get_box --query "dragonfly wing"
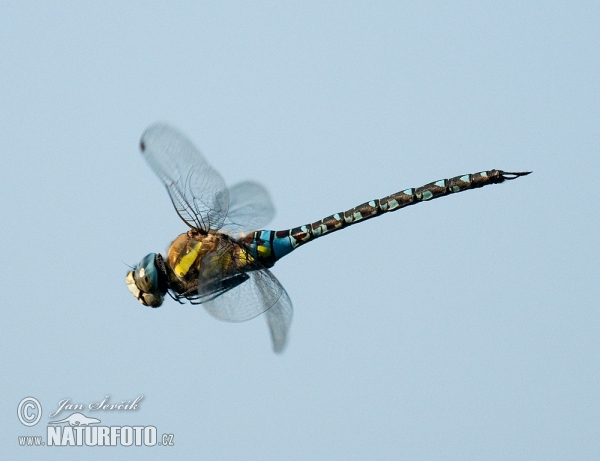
[140,123,229,232]
[264,286,293,353]
[202,265,287,323]
[221,181,276,233]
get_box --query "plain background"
[2,1,598,459]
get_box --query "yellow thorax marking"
[201,254,228,278]
[257,245,271,258]
[221,252,232,271]
[238,249,255,266]
[174,241,202,278]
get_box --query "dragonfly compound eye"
[125,253,166,308]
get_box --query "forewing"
[264,286,293,353]
[140,124,229,232]
[221,181,276,233]
[202,265,287,323]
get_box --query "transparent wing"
[198,247,285,322]
[140,123,229,232]
[265,287,293,353]
[221,181,276,233]
[202,265,287,323]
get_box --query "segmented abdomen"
[240,169,530,267]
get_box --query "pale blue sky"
[2,2,599,459]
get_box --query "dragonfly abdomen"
[242,169,530,267]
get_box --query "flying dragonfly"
[126,123,530,353]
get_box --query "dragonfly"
[126,123,530,352]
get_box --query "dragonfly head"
[126,253,168,307]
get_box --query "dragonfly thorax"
[166,231,241,288]
[168,232,211,279]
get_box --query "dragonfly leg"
[172,273,251,305]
